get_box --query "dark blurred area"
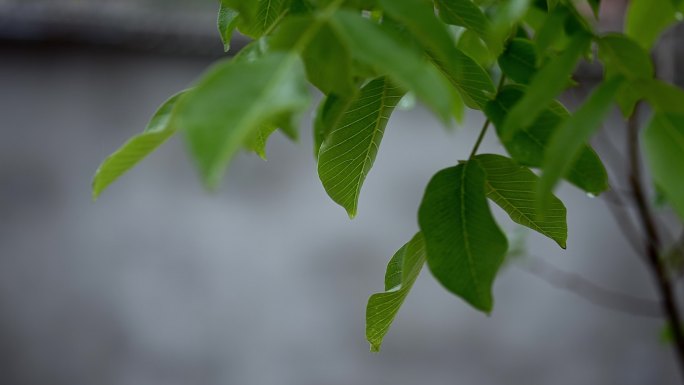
[0,0,681,384]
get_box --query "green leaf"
[92,91,186,200]
[236,0,292,38]
[318,77,405,217]
[538,77,622,210]
[457,30,495,68]
[378,0,495,109]
[475,154,567,248]
[177,53,309,188]
[499,32,591,140]
[626,0,683,50]
[329,10,453,122]
[217,2,240,52]
[587,0,601,17]
[245,124,278,160]
[313,93,356,157]
[366,232,426,352]
[533,5,568,57]
[637,79,684,115]
[598,34,653,80]
[498,38,537,84]
[418,161,508,312]
[643,114,684,221]
[486,86,609,194]
[435,0,497,53]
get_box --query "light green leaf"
[318,77,405,217]
[378,0,495,109]
[637,79,684,115]
[475,154,567,248]
[366,232,426,352]
[245,124,278,160]
[435,0,498,53]
[418,161,508,312]
[92,91,186,200]
[177,53,309,188]
[643,114,684,221]
[217,2,240,52]
[236,0,292,38]
[499,32,591,140]
[313,93,356,158]
[598,34,653,80]
[457,30,495,67]
[498,38,537,84]
[626,0,683,50]
[538,77,622,210]
[485,86,609,194]
[329,10,453,122]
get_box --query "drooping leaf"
[498,38,538,84]
[92,91,186,200]
[499,32,591,140]
[313,93,357,157]
[236,0,292,38]
[475,154,567,248]
[329,10,453,122]
[485,86,609,194]
[177,53,309,188]
[217,2,241,52]
[534,5,568,57]
[538,77,622,210]
[418,161,508,312]
[366,232,426,352]
[378,0,495,109]
[626,0,683,50]
[643,114,684,221]
[318,77,405,217]
[435,0,497,53]
[245,124,278,160]
[490,0,532,51]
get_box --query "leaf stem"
[469,74,506,159]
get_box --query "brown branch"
[627,105,684,378]
[517,255,662,318]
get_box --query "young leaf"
[498,38,538,84]
[643,114,684,221]
[475,154,567,248]
[499,32,591,140]
[366,232,426,352]
[329,10,453,122]
[92,91,186,200]
[217,2,240,52]
[626,0,683,50]
[318,77,405,218]
[486,86,609,194]
[418,161,508,313]
[177,53,309,188]
[538,77,622,210]
[378,0,495,109]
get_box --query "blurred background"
[0,0,682,384]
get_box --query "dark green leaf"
[245,124,278,160]
[475,154,567,248]
[217,2,240,52]
[435,0,498,53]
[485,86,609,194]
[318,77,405,217]
[498,38,537,84]
[418,161,508,312]
[329,10,453,122]
[366,232,426,352]
[499,32,591,140]
[378,0,495,109]
[92,91,186,200]
[177,53,309,188]
[643,114,684,221]
[598,34,653,80]
[538,77,622,210]
[313,93,357,157]
[237,0,292,38]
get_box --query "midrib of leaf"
[460,162,484,305]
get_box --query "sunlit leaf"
[418,161,508,312]
[366,232,426,352]
[475,154,567,248]
[318,77,405,217]
[92,91,186,200]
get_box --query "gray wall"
[0,14,680,385]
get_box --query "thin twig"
[469,75,506,159]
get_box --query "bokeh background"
[1,0,682,384]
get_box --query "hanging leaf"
[92,91,186,200]
[318,77,405,218]
[475,154,567,248]
[498,38,538,84]
[643,114,684,221]
[538,77,622,211]
[435,0,498,53]
[626,0,683,50]
[177,53,309,188]
[217,2,241,52]
[418,161,508,312]
[366,233,426,352]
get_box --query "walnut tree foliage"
[93,0,684,353]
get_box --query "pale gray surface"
[0,43,679,385]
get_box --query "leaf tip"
[369,343,381,353]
